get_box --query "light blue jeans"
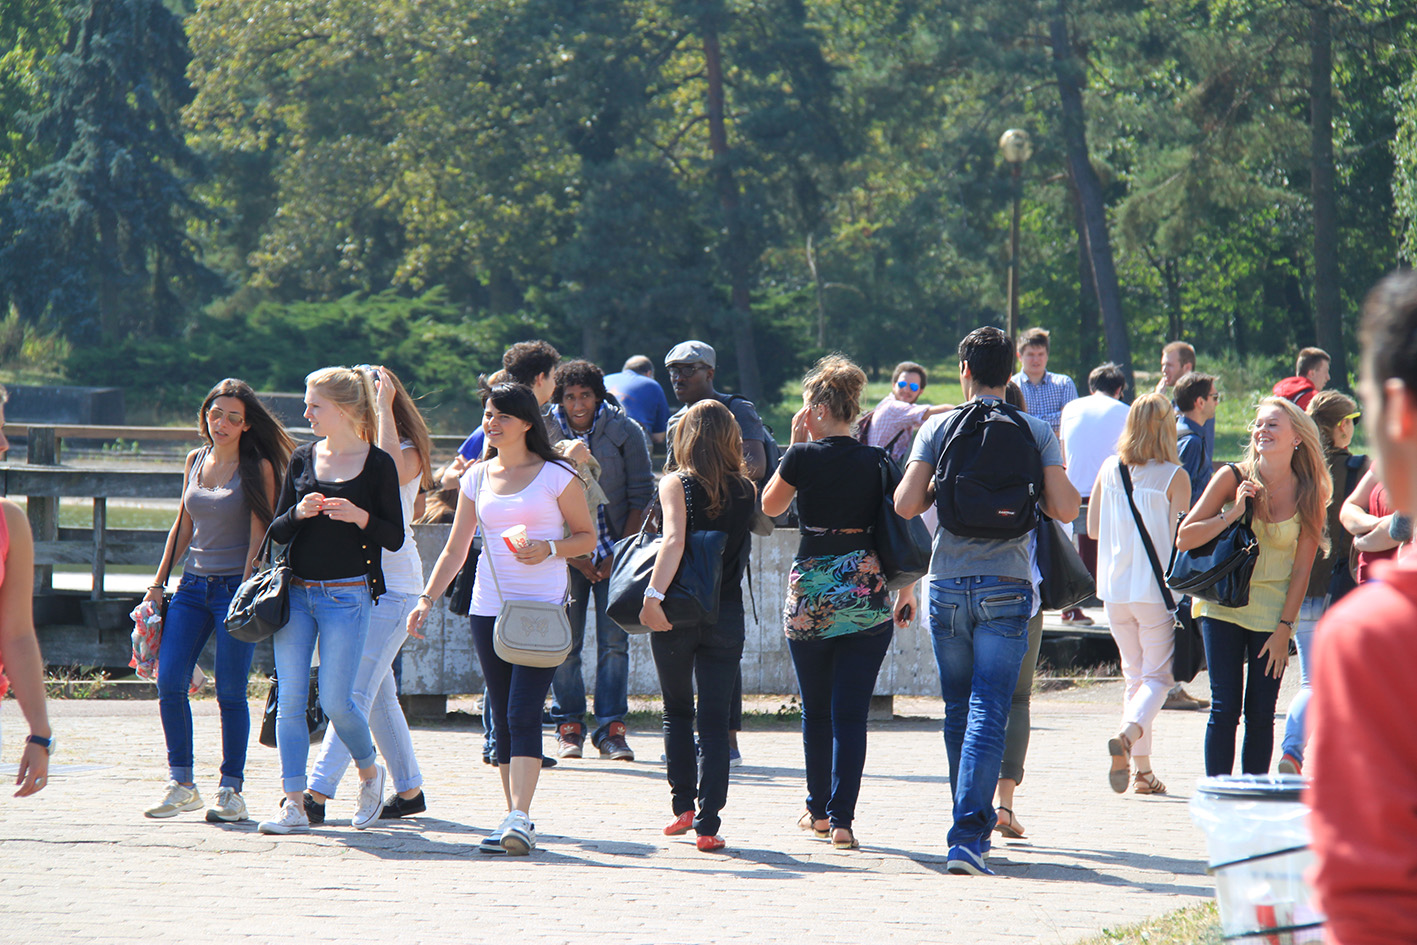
[1280,595,1326,763]
[273,579,377,794]
[309,590,423,797]
[929,575,1033,848]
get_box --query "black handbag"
[873,448,932,591]
[1120,464,1204,683]
[445,535,482,617]
[226,529,294,644]
[607,475,729,634]
[257,667,329,748]
[1165,463,1259,608]
[1036,515,1096,611]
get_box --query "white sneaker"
[479,811,517,854]
[205,786,249,823]
[257,799,311,835]
[351,763,387,830]
[500,810,536,855]
[145,781,203,819]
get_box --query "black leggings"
[470,615,558,765]
[649,599,745,837]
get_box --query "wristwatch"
[26,733,55,756]
[644,586,667,602]
[548,539,559,558]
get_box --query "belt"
[796,531,874,558]
[292,578,366,589]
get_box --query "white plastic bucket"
[1191,775,1324,943]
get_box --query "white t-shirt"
[380,441,424,594]
[1059,393,1131,498]
[462,460,578,617]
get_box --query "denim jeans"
[309,590,423,797]
[928,575,1033,847]
[1280,596,1326,763]
[157,573,254,789]
[470,615,559,764]
[551,568,629,741]
[650,598,745,837]
[788,622,894,830]
[273,579,377,793]
[1201,616,1284,776]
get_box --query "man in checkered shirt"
[1009,327,1077,437]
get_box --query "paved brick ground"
[0,678,1244,944]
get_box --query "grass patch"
[44,665,112,699]
[1078,901,1221,944]
[1033,660,1121,693]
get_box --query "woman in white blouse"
[1087,393,1190,796]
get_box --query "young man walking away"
[896,327,1080,875]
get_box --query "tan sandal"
[1133,770,1167,795]
[1107,729,1136,794]
[798,810,829,839]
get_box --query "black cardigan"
[270,442,404,599]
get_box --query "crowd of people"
[3,271,1416,936]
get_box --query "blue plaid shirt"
[1010,370,1078,435]
[552,403,616,563]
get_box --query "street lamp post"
[999,128,1033,344]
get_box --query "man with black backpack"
[895,326,1079,876]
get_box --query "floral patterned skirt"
[783,544,892,643]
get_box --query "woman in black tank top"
[640,400,755,852]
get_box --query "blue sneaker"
[947,840,995,876]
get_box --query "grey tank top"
[183,447,251,575]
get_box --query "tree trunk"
[1067,169,1100,372]
[1310,4,1346,387]
[1049,2,1132,390]
[702,21,763,401]
[96,203,120,340]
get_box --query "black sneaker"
[302,792,326,826]
[379,790,427,820]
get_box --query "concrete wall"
[401,526,941,698]
[7,385,125,425]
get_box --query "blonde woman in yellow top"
[1177,396,1331,777]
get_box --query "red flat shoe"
[664,811,694,836]
[696,834,726,852]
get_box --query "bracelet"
[418,593,432,604]
[548,539,559,558]
[148,584,165,591]
[1278,619,1295,630]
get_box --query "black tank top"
[682,473,755,602]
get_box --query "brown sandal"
[1133,770,1167,795]
[1107,730,1136,794]
[798,811,829,839]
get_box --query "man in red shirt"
[1308,271,1417,944]
[1272,347,1331,409]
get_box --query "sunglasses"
[896,380,921,392]
[207,406,245,427]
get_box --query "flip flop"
[994,806,1025,839]
[1107,732,1134,794]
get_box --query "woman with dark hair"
[258,366,406,836]
[307,366,436,823]
[143,378,294,822]
[641,399,757,852]
[547,359,654,761]
[409,381,595,855]
[762,355,916,851]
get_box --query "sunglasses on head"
[896,380,921,392]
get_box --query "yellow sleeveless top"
[1194,513,1300,633]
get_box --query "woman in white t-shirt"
[1086,393,1190,796]
[408,381,594,855]
[307,366,435,823]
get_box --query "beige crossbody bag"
[477,467,573,668]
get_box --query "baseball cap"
[665,340,715,369]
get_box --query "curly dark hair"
[552,359,608,405]
[502,340,561,387]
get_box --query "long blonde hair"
[306,366,379,444]
[1242,396,1332,554]
[1116,393,1180,466]
[669,400,753,518]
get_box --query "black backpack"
[933,398,1045,540]
[724,393,781,487]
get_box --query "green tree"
[0,0,215,341]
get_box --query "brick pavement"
[0,680,1238,945]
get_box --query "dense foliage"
[1,0,1415,424]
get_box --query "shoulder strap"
[1344,454,1367,499]
[1225,463,1253,523]
[472,466,504,601]
[1118,463,1178,611]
